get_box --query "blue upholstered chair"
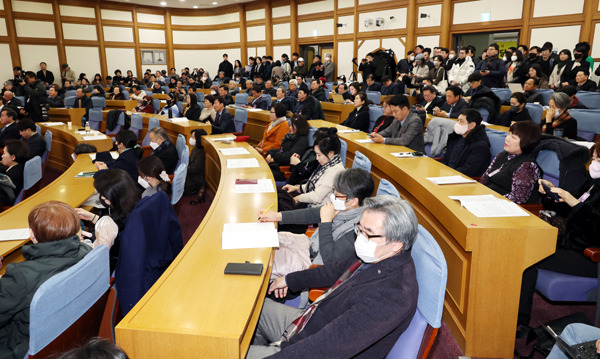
[366,91,381,105]
[368,105,383,132]
[525,103,544,124]
[537,89,554,106]
[91,96,105,110]
[575,91,600,109]
[175,101,183,115]
[235,93,249,106]
[386,225,448,359]
[122,90,130,100]
[41,130,52,169]
[88,109,103,131]
[171,163,188,208]
[339,138,347,166]
[569,109,600,141]
[308,127,317,147]
[261,94,272,107]
[234,108,248,134]
[64,96,76,108]
[141,117,160,146]
[490,88,511,104]
[376,179,401,198]
[151,98,160,114]
[175,134,188,166]
[161,86,169,94]
[27,245,110,357]
[105,111,124,136]
[65,90,76,98]
[475,107,489,122]
[130,113,143,139]
[14,156,42,205]
[352,150,372,172]
[196,92,204,103]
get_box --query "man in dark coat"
[17,119,46,159]
[22,72,48,122]
[36,62,54,87]
[0,107,21,147]
[211,96,236,134]
[474,43,506,89]
[72,88,94,121]
[218,54,234,79]
[465,72,501,123]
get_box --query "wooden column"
[239,4,248,63]
[440,0,452,48]
[132,6,142,77]
[94,3,108,77]
[352,0,358,61]
[4,0,21,68]
[164,8,175,72]
[265,2,273,56]
[581,0,599,42]
[405,0,417,54]
[52,0,66,69]
[290,0,298,54]
[520,0,534,45]
[333,0,338,79]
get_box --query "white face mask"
[448,54,455,60]
[554,109,561,118]
[137,176,150,189]
[503,56,507,62]
[409,56,415,61]
[330,193,346,211]
[590,161,600,179]
[337,80,344,85]
[210,90,216,95]
[433,61,441,67]
[150,141,159,150]
[326,57,331,61]
[511,55,518,62]
[71,153,77,162]
[454,122,469,135]
[189,137,196,146]
[354,233,396,263]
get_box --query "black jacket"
[363,82,382,92]
[267,133,309,165]
[102,148,141,181]
[184,105,201,122]
[294,98,313,119]
[0,122,20,147]
[311,88,327,102]
[439,98,468,118]
[218,60,234,79]
[152,141,178,174]
[249,96,268,110]
[184,145,206,195]
[211,109,236,134]
[1,162,24,204]
[73,95,93,119]
[273,96,297,112]
[441,125,491,177]
[576,80,597,92]
[420,96,445,115]
[23,79,48,122]
[524,90,543,104]
[381,83,401,95]
[563,60,591,86]
[47,95,64,108]
[341,106,370,132]
[26,133,46,159]
[494,108,532,127]
[36,70,54,85]
[467,85,501,123]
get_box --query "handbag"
[435,69,448,93]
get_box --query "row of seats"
[491,88,600,109]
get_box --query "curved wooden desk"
[116,137,276,359]
[226,106,270,145]
[309,120,557,358]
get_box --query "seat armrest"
[141,146,153,158]
[584,248,600,263]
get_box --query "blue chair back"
[88,109,103,131]
[325,82,334,92]
[66,90,76,98]
[91,96,105,110]
[14,156,42,204]
[366,91,381,105]
[175,101,183,115]
[122,91,130,100]
[196,92,205,103]
[490,88,511,103]
[376,179,400,197]
[476,107,489,122]
[152,98,160,114]
[235,93,249,106]
[64,96,76,108]
[575,91,600,109]
[386,225,447,358]
[525,103,544,124]
[42,130,52,166]
[234,108,248,133]
[130,113,143,139]
[537,150,560,186]
[352,150,372,172]
[161,86,169,94]
[569,109,600,141]
[140,85,148,91]
[537,89,554,106]
[261,94,272,107]
[486,129,507,159]
[142,117,160,146]
[368,105,384,132]
[171,163,188,206]
[28,246,109,356]
[35,124,41,135]
[339,138,347,166]
[176,133,186,160]
[308,126,317,147]
[105,111,124,136]
[281,81,289,90]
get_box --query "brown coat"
[258,120,290,153]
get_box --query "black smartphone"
[224,262,263,276]
[542,182,560,201]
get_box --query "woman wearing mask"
[518,140,600,330]
[495,92,532,127]
[341,92,371,132]
[550,50,572,90]
[506,50,527,85]
[159,92,180,118]
[183,93,200,122]
[199,72,212,89]
[137,156,171,198]
[199,95,216,123]
[543,92,578,139]
[562,46,591,87]
[429,55,447,89]
[133,95,154,114]
[184,129,208,203]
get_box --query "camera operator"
[358,53,378,83]
[397,51,415,88]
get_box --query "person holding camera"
[358,53,378,82]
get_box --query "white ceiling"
[107,0,254,9]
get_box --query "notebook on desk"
[508,83,524,93]
[542,324,600,359]
[332,94,346,104]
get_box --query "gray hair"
[289,79,298,86]
[550,92,572,110]
[363,195,418,251]
[149,127,169,141]
[333,168,374,206]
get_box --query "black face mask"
[142,100,148,106]
[99,196,111,214]
[529,53,538,60]
[574,53,583,60]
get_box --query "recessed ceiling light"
[160,1,167,5]
[193,5,198,8]
[179,0,185,2]
[212,1,217,4]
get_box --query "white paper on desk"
[391,152,423,158]
[227,158,259,168]
[88,152,119,161]
[222,222,279,249]
[219,147,250,155]
[167,117,189,123]
[75,130,101,135]
[356,139,374,143]
[449,195,529,217]
[481,121,491,126]
[212,137,237,142]
[0,228,30,241]
[569,140,595,149]
[427,176,476,185]
[235,179,275,193]
[41,122,62,126]
[246,108,262,112]
[82,135,108,141]
[338,129,361,133]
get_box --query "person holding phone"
[517,139,600,331]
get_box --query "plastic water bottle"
[85,121,90,134]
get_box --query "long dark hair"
[115,130,143,158]
[137,156,171,194]
[93,169,141,223]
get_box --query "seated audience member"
[0,201,92,359]
[341,91,371,132]
[80,78,93,93]
[200,95,216,123]
[522,78,544,104]
[247,87,268,110]
[495,92,533,126]
[263,80,278,97]
[429,55,447,88]
[253,75,265,92]
[228,80,240,96]
[130,85,146,107]
[280,132,345,210]
[335,82,353,101]
[310,79,327,102]
[362,74,381,92]
[549,49,572,90]
[343,82,361,104]
[16,119,45,159]
[47,85,64,108]
[260,169,374,275]
[557,85,587,109]
[372,99,395,133]
[465,72,501,124]
[441,109,491,177]
[244,79,255,93]
[91,85,105,98]
[273,86,297,112]
[148,127,178,174]
[519,140,600,330]
[293,85,313,120]
[159,92,180,118]
[255,103,290,155]
[218,85,233,105]
[94,130,143,181]
[542,92,578,139]
[0,140,28,205]
[105,76,113,88]
[73,88,93,121]
[527,64,549,89]
[182,93,201,122]
[506,50,527,85]
[380,76,401,95]
[137,156,171,198]
[211,96,235,134]
[545,324,600,359]
[184,129,208,202]
[574,69,597,92]
[448,47,476,93]
[109,86,126,101]
[152,81,166,94]
[416,85,444,115]
[62,80,75,91]
[56,338,130,359]
[286,79,299,98]
[247,196,418,359]
[474,43,506,89]
[71,143,97,161]
[480,121,542,204]
[433,85,468,118]
[266,114,309,174]
[133,95,154,114]
[0,108,21,146]
[370,95,425,152]
[168,76,177,89]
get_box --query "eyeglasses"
[354,223,383,239]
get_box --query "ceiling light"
[193,5,198,8]
[160,1,167,5]
[212,1,218,4]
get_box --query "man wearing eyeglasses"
[248,196,419,358]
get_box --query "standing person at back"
[474,43,506,89]
[36,62,54,87]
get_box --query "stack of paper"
[227,158,259,168]
[219,148,250,155]
[222,222,279,249]
[427,176,476,185]
[82,134,108,141]
[41,122,62,126]
[75,171,96,178]
[235,179,275,193]
[246,108,262,112]
[167,117,189,123]
[356,138,374,144]
[0,228,30,242]
[449,195,529,217]
[338,129,361,133]
[212,137,237,142]
[391,152,425,158]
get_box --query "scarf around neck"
[305,154,342,193]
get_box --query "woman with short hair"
[543,92,578,139]
[199,95,216,123]
[255,103,290,155]
[0,139,28,205]
[341,91,371,132]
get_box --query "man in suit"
[433,85,468,119]
[47,85,64,108]
[16,119,45,159]
[36,62,54,87]
[72,88,93,121]
[273,87,297,112]
[369,94,425,152]
[218,85,234,106]
[417,85,444,115]
[211,96,235,134]
[380,76,401,95]
[0,107,20,147]
[293,85,313,120]
[248,196,418,358]
[323,53,335,82]
[228,80,240,96]
[362,74,382,92]
[247,88,268,110]
[2,90,22,113]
